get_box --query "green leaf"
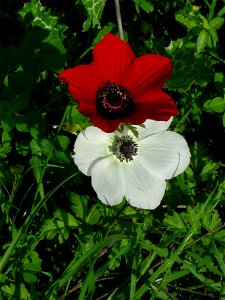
[211,239,225,276]
[41,219,68,242]
[218,6,225,17]
[163,212,186,231]
[64,104,90,133]
[197,29,208,53]
[66,104,87,123]
[15,116,30,132]
[15,141,30,156]
[214,72,225,94]
[51,149,71,163]
[1,118,14,133]
[213,230,225,245]
[202,210,222,231]
[87,205,101,225]
[56,135,70,150]
[204,97,225,113]
[199,161,219,181]
[29,139,41,154]
[8,94,30,113]
[127,125,139,138]
[1,130,13,158]
[23,271,38,283]
[19,283,30,300]
[41,209,79,243]
[23,262,41,272]
[175,4,204,32]
[207,29,218,48]
[166,39,213,90]
[39,139,52,154]
[0,145,12,159]
[54,208,79,227]
[0,274,6,283]
[20,29,66,72]
[1,284,15,296]
[70,193,88,220]
[108,242,131,270]
[81,0,107,31]
[2,130,12,146]
[93,23,116,44]
[19,0,67,39]
[38,42,66,71]
[133,0,154,13]
[0,162,14,183]
[19,1,67,71]
[209,17,224,30]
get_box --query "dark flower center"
[96,82,134,119]
[108,135,138,162]
[119,141,135,155]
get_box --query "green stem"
[114,0,124,40]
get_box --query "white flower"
[73,118,190,209]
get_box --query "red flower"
[59,33,178,133]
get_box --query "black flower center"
[119,141,135,155]
[108,135,138,162]
[96,82,134,119]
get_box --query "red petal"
[123,54,172,96]
[59,64,97,103]
[92,33,135,84]
[78,101,120,132]
[66,88,121,132]
[131,89,179,122]
[90,117,120,133]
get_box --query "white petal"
[82,126,114,141]
[73,126,113,175]
[122,160,166,209]
[91,156,126,206]
[136,117,173,140]
[137,131,190,179]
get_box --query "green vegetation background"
[0,0,224,299]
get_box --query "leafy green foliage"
[175,3,224,53]
[166,39,213,90]
[133,0,154,13]
[0,0,224,299]
[41,208,80,243]
[18,0,67,39]
[81,0,107,31]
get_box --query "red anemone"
[59,33,178,133]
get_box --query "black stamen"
[96,82,134,119]
[109,135,138,162]
[120,141,135,155]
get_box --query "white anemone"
[73,118,190,209]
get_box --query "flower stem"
[114,0,124,40]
